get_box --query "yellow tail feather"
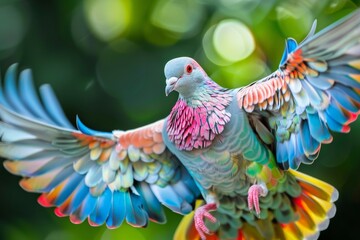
[285,170,338,240]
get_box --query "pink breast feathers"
[166,94,232,151]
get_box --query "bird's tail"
[174,170,338,240]
[270,170,339,240]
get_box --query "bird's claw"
[247,183,268,216]
[194,203,217,240]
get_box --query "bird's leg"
[247,181,268,216]
[194,202,217,240]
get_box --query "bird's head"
[164,57,208,98]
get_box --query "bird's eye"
[186,64,193,74]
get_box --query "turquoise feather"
[65,180,88,215]
[135,182,166,224]
[106,190,126,228]
[53,172,83,205]
[89,187,112,225]
[125,192,148,227]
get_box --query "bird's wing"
[0,64,200,228]
[236,10,360,169]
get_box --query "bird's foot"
[194,203,217,240]
[247,182,268,216]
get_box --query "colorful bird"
[1,9,360,240]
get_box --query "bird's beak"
[165,77,178,96]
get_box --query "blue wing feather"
[330,88,358,112]
[307,112,332,143]
[82,194,98,218]
[19,69,55,124]
[66,180,89,215]
[125,192,148,227]
[280,38,298,66]
[106,190,126,228]
[325,113,349,132]
[53,172,83,206]
[4,64,33,116]
[89,187,112,225]
[135,182,166,224]
[76,115,113,138]
[325,100,350,124]
[39,84,75,129]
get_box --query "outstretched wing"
[0,64,200,228]
[237,10,360,169]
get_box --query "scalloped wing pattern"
[0,65,200,229]
[237,10,360,169]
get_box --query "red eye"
[186,64,193,74]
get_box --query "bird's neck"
[179,79,225,107]
[166,82,233,151]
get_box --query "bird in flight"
[1,9,360,240]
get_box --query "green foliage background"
[0,0,359,239]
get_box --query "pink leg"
[194,203,217,240]
[247,183,268,216]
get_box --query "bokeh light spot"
[151,0,203,35]
[213,20,255,63]
[203,25,227,66]
[83,0,131,42]
[205,20,255,65]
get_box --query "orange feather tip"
[3,161,19,175]
[19,178,33,192]
[350,73,360,82]
[99,148,112,162]
[349,60,360,70]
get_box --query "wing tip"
[76,115,113,138]
[3,160,16,174]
